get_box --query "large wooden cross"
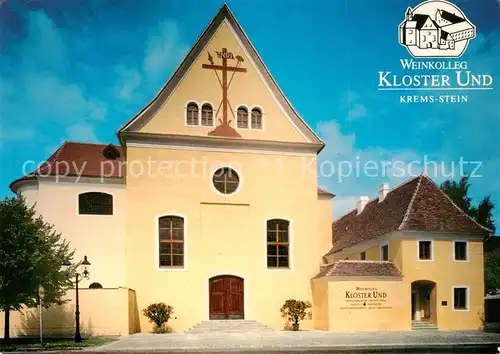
[202,48,247,138]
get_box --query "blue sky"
[1,0,499,228]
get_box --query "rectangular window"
[159,216,184,267]
[360,252,366,260]
[418,240,432,260]
[454,241,468,261]
[453,287,468,310]
[381,244,389,261]
[267,219,289,268]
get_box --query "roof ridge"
[64,141,120,147]
[426,175,492,234]
[333,174,422,223]
[398,174,424,230]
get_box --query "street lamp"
[63,255,91,343]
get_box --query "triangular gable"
[118,4,322,146]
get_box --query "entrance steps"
[412,320,438,330]
[187,320,276,333]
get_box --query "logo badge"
[399,0,475,58]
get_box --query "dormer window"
[251,108,262,129]
[201,103,214,126]
[186,102,199,125]
[102,144,120,160]
[237,107,248,128]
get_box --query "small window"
[159,216,184,267]
[418,240,432,260]
[201,103,213,126]
[360,252,366,260]
[251,108,262,129]
[212,167,239,195]
[186,102,199,125]
[267,219,289,268]
[237,107,248,128]
[453,287,468,310]
[381,244,389,261]
[454,241,467,261]
[89,282,103,289]
[79,192,113,215]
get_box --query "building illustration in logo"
[399,0,475,58]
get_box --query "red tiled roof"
[10,142,124,192]
[11,141,332,198]
[327,175,490,255]
[313,260,403,279]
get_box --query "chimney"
[357,196,369,215]
[378,183,389,202]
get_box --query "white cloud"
[348,104,367,120]
[332,196,359,220]
[65,123,98,142]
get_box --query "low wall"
[312,277,410,332]
[0,288,138,337]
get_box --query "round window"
[213,167,239,195]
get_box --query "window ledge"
[417,259,434,262]
[265,267,292,272]
[452,308,469,312]
[453,259,469,263]
[157,267,187,272]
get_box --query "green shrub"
[142,303,174,333]
[280,299,312,325]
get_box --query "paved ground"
[88,330,500,353]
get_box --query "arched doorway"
[411,280,437,324]
[209,275,244,320]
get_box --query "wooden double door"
[209,275,244,320]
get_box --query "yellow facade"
[326,233,485,331]
[3,5,486,337]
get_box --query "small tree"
[485,249,500,295]
[142,303,174,333]
[0,196,75,344]
[280,299,312,331]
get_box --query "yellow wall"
[124,146,328,332]
[326,233,485,330]
[399,237,484,330]
[323,279,410,332]
[0,288,134,337]
[311,277,329,330]
[140,22,307,143]
[18,178,127,289]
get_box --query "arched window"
[89,282,103,289]
[237,107,248,128]
[201,103,213,126]
[267,219,289,268]
[186,102,199,125]
[251,108,262,129]
[159,216,184,267]
[78,192,113,215]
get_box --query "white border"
[76,191,114,217]
[379,242,390,261]
[264,217,293,272]
[200,101,216,127]
[127,141,315,157]
[204,272,249,320]
[452,286,470,311]
[453,240,469,262]
[184,100,201,127]
[249,105,265,131]
[235,104,250,129]
[154,213,188,271]
[416,238,434,262]
[209,165,243,197]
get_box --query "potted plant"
[142,303,174,333]
[280,299,312,331]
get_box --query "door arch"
[411,280,437,324]
[209,275,244,320]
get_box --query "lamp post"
[38,284,44,346]
[63,255,91,343]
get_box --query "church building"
[2,5,488,336]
